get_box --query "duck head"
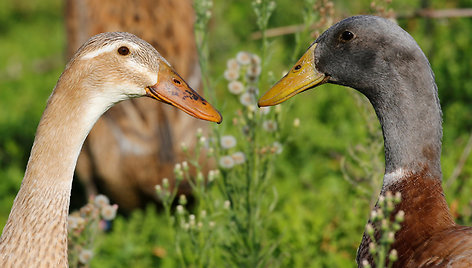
[258,15,431,106]
[65,32,222,123]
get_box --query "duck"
[67,0,204,211]
[0,32,222,267]
[258,15,472,267]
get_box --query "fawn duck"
[0,32,221,267]
[259,15,472,267]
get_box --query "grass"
[1,0,472,267]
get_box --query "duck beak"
[146,60,222,124]
[258,43,327,107]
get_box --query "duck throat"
[0,79,108,266]
[365,61,443,181]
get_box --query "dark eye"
[294,64,302,71]
[117,46,130,56]
[341,31,354,41]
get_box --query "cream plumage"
[0,32,221,267]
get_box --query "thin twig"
[251,8,472,39]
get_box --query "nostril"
[173,78,181,85]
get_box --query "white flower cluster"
[224,51,262,109]
[218,134,246,169]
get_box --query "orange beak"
[258,43,327,107]
[146,60,222,124]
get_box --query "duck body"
[259,15,472,267]
[0,32,221,267]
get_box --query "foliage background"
[1,0,472,267]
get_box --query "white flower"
[219,155,235,169]
[262,120,278,132]
[272,141,283,154]
[68,215,79,230]
[94,194,110,208]
[246,65,262,77]
[239,92,256,107]
[236,51,251,65]
[208,170,219,182]
[78,249,94,264]
[259,106,270,115]
[176,205,184,214]
[228,80,244,95]
[231,151,246,165]
[227,58,240,71]
[224,200,231,209]
[220,135,237,149]
[224,69,239,81]
[101,204,118,221]
[293,118,300,128]
[251,54,261,66]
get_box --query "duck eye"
[341,31,354,41]
[117,46,130,56]
[294,64,302,71]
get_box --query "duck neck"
[356,56,456,267]
[0,70,110,266]
[366,63,443,182]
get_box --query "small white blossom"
[224,69,239,81]
[246,65,261,77]
[371,209,378,220]
[219,155,235,169]
[68,215,79,230]
[220,135,237,149]
[272,141,283,154]
[179,194,188,205]
[78,249,93,264]
[208,169,218,182]
[236,51,251,65]
[189,214,196,227]
[101,204,118,221]
[176,205,184,214]
[182,161,189,171]
[259,106,270,115]
[224,200,231,209]
[262,120,278,132]
[228,80,244,95]
[251,54,261,66]
[240,92,256,107]
[293,118,300,128]
[231,151,246,165]
[94,194,110,208]
[227,58,240,71]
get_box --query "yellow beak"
[258,43,327,107]
[146,60,222,124]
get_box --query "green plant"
[68,195,118,267]
[361,191,404,268]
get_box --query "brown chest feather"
[357,171,472,267]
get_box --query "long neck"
[369,58,443,180]
[357,52,456,267]
[0,72,107,267]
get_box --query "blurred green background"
[1,0,472,266]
